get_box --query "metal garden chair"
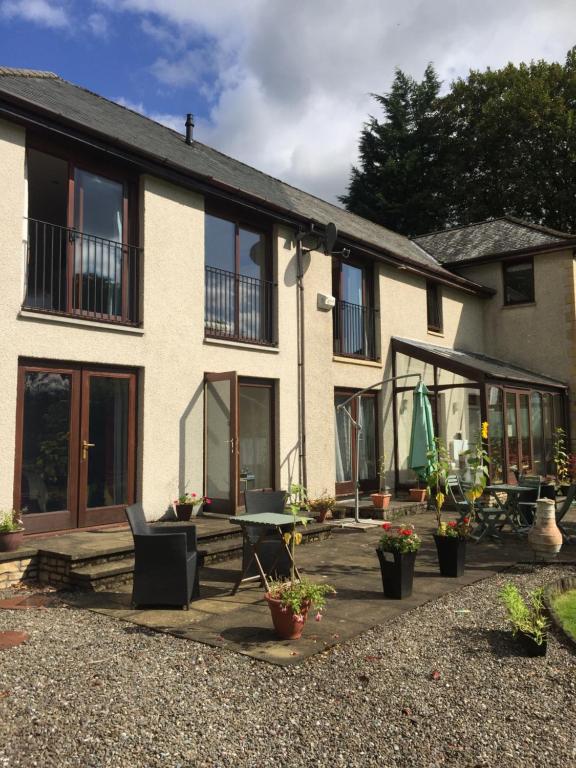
[241,490,291,580]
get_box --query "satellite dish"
[325,222,338,254]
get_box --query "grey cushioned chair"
[125,503,200,609]
[242,490,291,579]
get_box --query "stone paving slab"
[64,510,576,666]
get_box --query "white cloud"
[87,11,107,37]
[100,0,576,203]
[1,0,68,28]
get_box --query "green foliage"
[462,422,490,505]
[379,523,421,553]
[426,437,451,528]
[436,520,471,539]
[553,427,570,485]
[268,578,336,617]
[551,589,576,638]
[0,509,23,533]
[342,49,576,235]
[500,583,549,645]
[376,454,388,493]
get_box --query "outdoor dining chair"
[242,490,291,579]
[445,475,473,522]
[516,476,541,526]
[125,503,200,610]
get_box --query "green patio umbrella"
[408,382,436,480]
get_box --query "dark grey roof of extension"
[393,337,567,389]
[0,67,487,291]
[415,216,574,265]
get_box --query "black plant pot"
[517,632,547,657]
[376,549,416,599]
[434,535,466,578]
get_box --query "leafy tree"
[342,49,576,236]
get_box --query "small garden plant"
[379,522,421,553]
[0,509,23,533]
[553,427,570,486]
[500,583,549,645]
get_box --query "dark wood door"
[15,361,137,534]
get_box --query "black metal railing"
[333,299,378,360]
[22,218,141,326]
[205,266,274,345]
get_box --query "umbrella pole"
[355,418,361,524]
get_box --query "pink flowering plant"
[436,519,471,538]
[174,491,211,508]
[379,522,421,553]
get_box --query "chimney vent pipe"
[185,113,194,144]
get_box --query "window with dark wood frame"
[204,207,274,345]
[426,281,443,333]
[24,140,141,326]
[332,258,378,360]
[334,388,378,496]
[503,258,534,305]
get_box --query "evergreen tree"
[342,49,576,236]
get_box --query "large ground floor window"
[14,359,137,534]
[334,388,378,496]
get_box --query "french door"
[204,372,275,514]
[14,360,137,534]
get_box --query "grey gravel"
[1,565,575,768]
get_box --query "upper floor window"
[23,146,140,325]
[426,281,443,333]
[503,259,534,305]
[332,259,378,360]
[204,210,274,345]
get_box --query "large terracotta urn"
[528,498,562,560]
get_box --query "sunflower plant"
[266,484,335,619]
[462,421,490,505]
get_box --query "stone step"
[67,522,333,590]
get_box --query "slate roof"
[393,337,567,388]
[0,67,485,290]
[415,217,574,265]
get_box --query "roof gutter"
[0,94,490,297]
[435,240,576,270]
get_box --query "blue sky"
[0,0,575,204]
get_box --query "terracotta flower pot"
[528,498,562,561]
[0,530,24,553]
[265,593,311,640]
[409,488,427,502]
[371,493,392,510]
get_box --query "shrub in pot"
[308,491,336,523]
[500,583,548,656]
[371,454,392,510]
[173,491,211,521]
[376,523,421,599]
[0,509,25,552]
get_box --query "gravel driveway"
[0,564,575,768]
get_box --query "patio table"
[474,485,534,541]
[229,512,311,594]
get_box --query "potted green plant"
[173,491,211,521]
[371,454,392,511]
[265,484,335,640]
[427,436,472,577]
[0,509,25,552]
[553,427,570,493]
[500,583,549,656]
[376,523,421,599]
[308,491,336,523]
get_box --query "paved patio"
[65,509,576,665]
